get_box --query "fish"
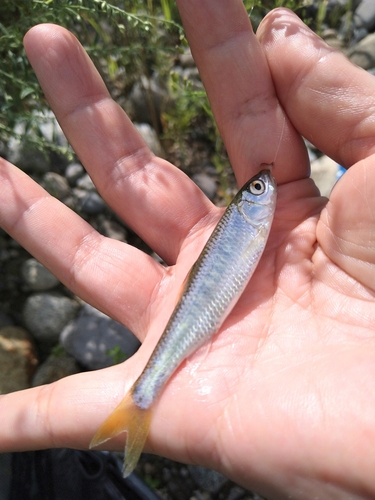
[90,167,277,476]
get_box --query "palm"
[2,4,375,499]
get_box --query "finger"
[0,367,128,453]
[257,8,375,169]
[0,158,163,336]
[23,24,213,265]
[176,0,309,186]
[316,156,375,292]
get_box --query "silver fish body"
[132,169,277,409]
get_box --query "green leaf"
[20,87,35,100]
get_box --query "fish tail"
[89,391,152,477]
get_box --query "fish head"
[237,169,277,226]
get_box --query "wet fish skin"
[133,168,277,409]
[90,168,277,476]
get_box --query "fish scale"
[90,168,277,476]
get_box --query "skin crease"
[2,1,375,498]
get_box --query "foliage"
[0,0,354,176]
[50,343,69,358]
[0,0,183,157]
[106,345,128,365]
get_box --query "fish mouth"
[259,162,274,172]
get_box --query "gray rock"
[188,465,228,494]
[81,191,105,214]
[32,352,81,386]
[352,27,369,45]
[348,33,375,70]
[307,147,317,163]
[7,130,50,174]
[0,326,38,394]
[60,303,140,370]
[179,47,195,68]
[21,258,60,291]
[0,312,14,329]
[192,172,217,200]
[76,173,96,191]
[226,485,248,500]
[23,293,80,345]
[321,28,344,50]
[36,110,68,148]
[65,162,85,186]
[134,123,164,156]
[97,216,128,241]
[354,0,375,31]
[73,189,105,215]
[310,155,338,197]
[7,111,68,173]
[41,172,71,200]
[128,75,168,125]
[182,66,203,88]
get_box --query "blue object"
[337,164,346,180]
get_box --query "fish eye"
[249,179,266,195]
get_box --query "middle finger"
[177,0,309,186]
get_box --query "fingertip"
[257,7,300,34]
[24,24,63,53]
[256,7,315,48]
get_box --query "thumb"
[317,158,375,291]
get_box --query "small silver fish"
[90,168,277,476]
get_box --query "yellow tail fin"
[89,392,152,477]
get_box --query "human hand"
[1,2,375,499]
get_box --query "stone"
[307,147,317,163]
[41,172,71,200]
[348,33,375,70]
[128,75,168,126]
[21,258,60,291]
[179,47,195,68]
[76,173,96,191]
[0,312,14,329]
[226,485,248,500]
[97,216,128,241]
[310,155,338,197]
[73,189,105,215]
[32,352,81,386]
[0,326,38,394]
[354,0,375,31]
[60,303,140,370]
[134,123,164,156]
[7,111,68,173]
[188,465,228,494]
[65,162,85,186]
[7,130,50,174]
[36,110,68,148]
[23,293,80,345]
[192,172,217,200]
[321,29,344,50]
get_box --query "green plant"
[106,345,128,365]
[0,0,183,159]
[50,343,68,358]
[1,0,354,188]
[143,473,161,489]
